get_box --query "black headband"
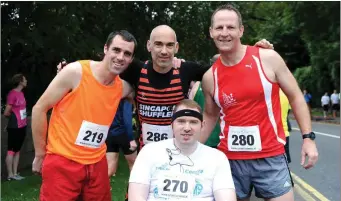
[171,109,203,122]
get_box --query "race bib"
[157,174,195,200]
[228,125,262,152]
[75,120,109,148]
[19,109,27,120]
[142,123,173,144]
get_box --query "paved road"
[250,120,339,201]
[288,120,340,201]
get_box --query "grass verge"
[1,154,130,201]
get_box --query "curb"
[289,117,340,125]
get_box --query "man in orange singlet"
[31,30,136,201]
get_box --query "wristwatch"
[302,132,316,140]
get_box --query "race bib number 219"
[75,120,109,148]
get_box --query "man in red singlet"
[200,4,318,201]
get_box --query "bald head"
[150,25,177,42]
[147,25,179,72]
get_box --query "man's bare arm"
[122,80,134,99]
[260,49,318,169]
[32,62,81,157]
[260,49,311,134]
[188,81,200,100]
[214,189,237,201]
[128,183,149,201]
[199,69,220,144]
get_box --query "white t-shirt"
[321,95,330,106]
[129,139,235,201]
[331,93,340,104]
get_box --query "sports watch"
[302,132,316,140]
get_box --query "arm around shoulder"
[182,61,210,81]
[188,81,200,100]
[122,80,134,99]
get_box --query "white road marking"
[292,128,340,139]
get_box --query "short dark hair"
[211,4,243,27]
[105,30,138,55]
[11,74,25,88]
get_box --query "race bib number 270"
[75,120,109,148]
[158,174,194,200]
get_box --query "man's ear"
[147,40,151,52]
[201,120,206,130]
[209,26,214,39]
[104,44,108,54]
[239,25,244,38]
[175,42,179,54]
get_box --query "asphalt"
[288,120,339,201]
[250,116,340,201]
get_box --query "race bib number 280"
[228,125,262,152]
[75,120,109,148]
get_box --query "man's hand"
[57,60,67,74]
[254,39,274,49]
[172,57,185,69]
[32,155,45,175]
[129,140,138,152]
[301,139,318,169]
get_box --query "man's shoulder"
[258,48,280,60]
[179,61,201,72]
[59,61,83,77]
[202,68,214,85]
[143,139,173,151]
[119,59,143,85]
[200,144,226,159]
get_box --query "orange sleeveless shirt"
[46,60,122,164]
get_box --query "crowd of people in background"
[320,89,340,119]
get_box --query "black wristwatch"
[302,132,316,140]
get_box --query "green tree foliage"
[290,2,340,93]
[1,2,339,110]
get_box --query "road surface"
[251,120,339,201]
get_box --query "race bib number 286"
[142,123,173,144]
[75,120,109,148]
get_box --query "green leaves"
[1,2,339,109]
